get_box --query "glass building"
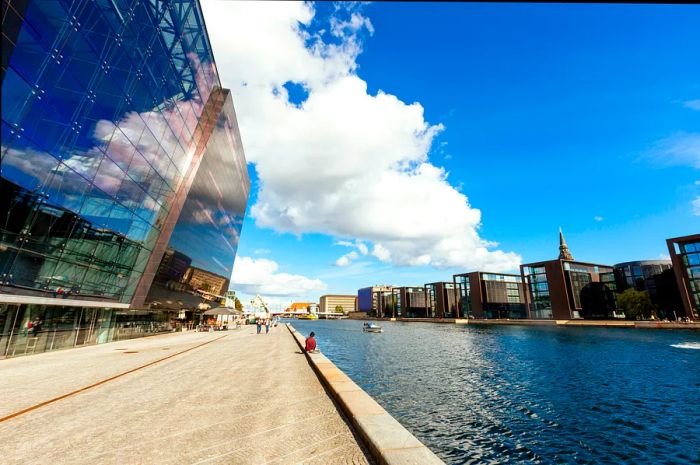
[521,261,616,319]
[667,234,700,320]
[424,282,458,319]
[453,272,527,319]
[613,260,672,296]
[1,0,249,357]
[391,286,427,318]
[520,232,616,320]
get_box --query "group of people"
[255,317,277,334]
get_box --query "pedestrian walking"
[256,318,262,334]
[265,318,271,334]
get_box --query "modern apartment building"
[390,286,427,318]
[613,259,679,318]
[424,282,459,318]
[613,260,673,295]
[357,285,392,317]
[319,295,357,314]
[453,272,527,319]
[521,231,615,319]
[667,234,700,320]
[0,0,249,357]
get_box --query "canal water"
[288,320,700,465]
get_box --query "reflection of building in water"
[1,0,249,358]
[182,266,229,296]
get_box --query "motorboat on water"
[363,322,383,333]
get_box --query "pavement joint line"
[260,432,348,465]
[0,334,229,423]
[189,411,332,465]
[81,394,324,461]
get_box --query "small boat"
[297,313,318,320]
[363,322,383,333]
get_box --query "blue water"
[289,320,700,465]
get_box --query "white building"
[319,295,357,315]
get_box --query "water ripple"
[290,320,700,464]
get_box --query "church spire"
[558,228,574,260]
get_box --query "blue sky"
[202,2,700,309]
[355,3,700,259]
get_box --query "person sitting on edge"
[304,331,317,353]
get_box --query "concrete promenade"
[0,326,370,464]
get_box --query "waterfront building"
[319,295,357,315]
[0,0,249,357]
[613,260,673,296]
[390,286,427,318]
[357,285,393,317]
[453,272,527,319]
[613,260,677,318]
[286,302,314,316]
[424,282,459,318]
[520,230,616,319]
[667,234,700,320]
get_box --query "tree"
[234,297,243,312]
[335,304,345,314]
[617,289,656,321]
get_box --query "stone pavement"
[0,325,371,464]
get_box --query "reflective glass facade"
[523,266,553,319]
[1,0,249,356]
[453,272,527,319]
[145,90,249,312]
[424,282,458,319]
[667,235,700,319]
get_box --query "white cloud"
[594,216,604,222]
[683,100,700,111]
[658,253,671,260]
[335,250,359,267]
[202,1,521,272]
[231,256,327,297]
[649,132,700,169]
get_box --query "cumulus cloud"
[231,256,327,296]
[202,1,521,271]
[594,216,604,222]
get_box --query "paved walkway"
[0,325,370,464]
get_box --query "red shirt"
[305,337,316,352]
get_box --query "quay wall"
[286,324,444,465]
